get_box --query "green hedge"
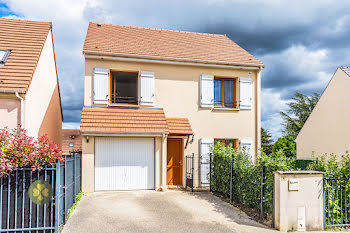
[211,143,296,215]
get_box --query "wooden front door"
[167,138,183,185]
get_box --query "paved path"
[62,190,276,233]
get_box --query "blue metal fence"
[324,177,350,228]
[0,152,82,233]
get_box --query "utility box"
[274,171,324,232]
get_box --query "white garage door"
[95,137,155,191]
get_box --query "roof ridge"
[0,17,52,26]
[89,21,226,37]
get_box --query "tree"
[273,135,296,157]
[280,92,320,137]
[261,128,274,155]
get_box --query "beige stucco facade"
[0,30,62,145]
[82,57,262,192]
[296,68,350,159]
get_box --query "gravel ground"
[62,190,340,233]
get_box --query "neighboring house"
[296,67,350,159]
[81,22,264,192]
[0,18,62,145]
[62,129,82,155]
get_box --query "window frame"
[69,142,74,148]
[0,49,10,65]
[214,77,238,108]
[214,138,239,148]
[109,70,139,105]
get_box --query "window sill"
[108,103,140,108]
[212,107,240,111]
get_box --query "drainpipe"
[256,67,263,160]
[15,92,24,127]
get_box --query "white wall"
[24,30,58,138]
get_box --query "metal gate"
[324,177,350,228]
[185,154,194,192]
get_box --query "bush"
[273,135,296,157]
[0,126,64,176]
[211,143,295,215]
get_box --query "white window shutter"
[93,68,109,104]
[240,138,253,160]
[200,74,214,108]
[200,138,214,186]
[240,77,253,109]
[140,71,155,106]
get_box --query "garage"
[94,137,155,191]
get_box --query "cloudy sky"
[1,0,350,140]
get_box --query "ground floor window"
[214,138,238,148]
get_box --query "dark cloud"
[5,0,350,136]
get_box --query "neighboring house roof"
[62,129,82,154]
[83,22,264,67]
[0,18,52,93]
[340,67,350,76]
[166,118,193,135]
[80,107,169,134]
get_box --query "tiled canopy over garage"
[80,107,193,135]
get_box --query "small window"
[214,139,238,148]
[69,142,74,147]
[214,78,237,108]
[110,71,138,105]
[0,49,10,64]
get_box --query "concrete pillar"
[274,171,324,232]
[82,136,95,193]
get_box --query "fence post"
[209,153,212,193]
[191,153,194,192]
[323,174,325,230]
[230,154,234,202]
[260,161,266,220]
[73,154,76,198]
[55,161,60,233]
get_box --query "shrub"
[272,135,296,157]
[0,126,63,176]
[211,143,295,215]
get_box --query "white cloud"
[261,89,289,140]
[62,122,80,129]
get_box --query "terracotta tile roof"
[62,129,82,154]
[0,18,52,92]
[83,22,264,67]
[166,118,193,135]
[80,107,169,134]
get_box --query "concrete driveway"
[62,190,275,233]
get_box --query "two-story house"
[0,18,62,145]
[296,67,350,159]
[81,22,264,192]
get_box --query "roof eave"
[80,130,169,137]
[0,89,26,94]
[83,50,265,69]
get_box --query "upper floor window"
[200,74,252,109]
[110,71,138,105]
[214,78,237,108]
[69,142,74,147]
[93,68,155,106]
[0,49,10,65]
